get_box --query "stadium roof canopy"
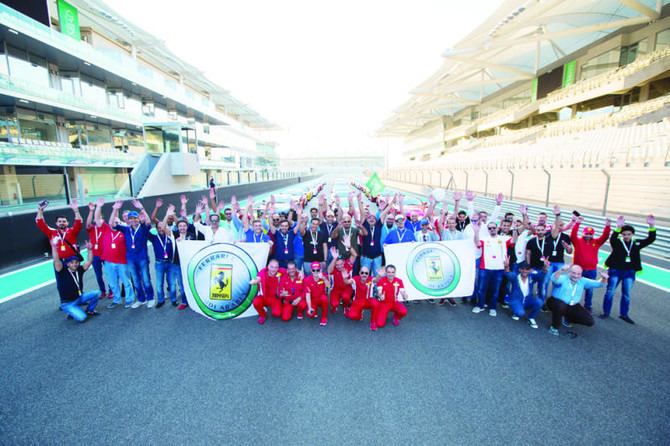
[378,0,670,136]
[70,0,277,129]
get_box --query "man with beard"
[36,199,82,260]
[250,259,285,324]
[347,266,383,331]
[376,265,409,328]
[301,217,328,276]
[279,261,307,322]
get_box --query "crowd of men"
[37,182,657,336]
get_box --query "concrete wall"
[2,175,321,271]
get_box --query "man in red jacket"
[376,265,409,328]
[250,259,285,324]
[36,199,82,260]
[280,261,307,321]
[303,262,330,326]
[570,215,611,312]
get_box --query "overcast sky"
[111,0,504,158]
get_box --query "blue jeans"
[542,262,564,299]
[60,290,101,321]
[582,269,598,309]
[603,269,636,317]
[294,254,304,272]
[92,255,109,294]
[174,264,187,304]
[128,258,154,302]
[477,269,504,310]
[155,261,178,303]
[471,258,480,301]
[360,255,382,277]
[509,294,543,319]
[104,261,135,304]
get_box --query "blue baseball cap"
[419,218,430,225]
[64,256,80,263]
[127,211,139,218]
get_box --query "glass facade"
[580,48,620,80]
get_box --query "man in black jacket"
[601,214,656,324]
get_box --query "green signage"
[366,173,386,197]
[563,60,576,87]
[57,0,81,41]
[531,78,538,102]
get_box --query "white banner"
[384,240,475,300]
[177,241,269,320]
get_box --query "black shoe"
[599,313,610,319]
[67,315,74,320]
[461,296,468,304]
[156,301,165,309]
[85,310,101,316]
[619,316,635,324]
[172,300,178,307]
[540,304,548,313]
[447,298,457,307]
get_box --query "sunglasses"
[487,227,497,230]
[360,271,369,275]
[311,269,321,272]
[210,219,220,223]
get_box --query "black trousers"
[547,297,594,329]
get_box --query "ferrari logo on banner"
[177,241,269,320]
[384,240,475,299]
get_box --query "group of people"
[37,183,656,336]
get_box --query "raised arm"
[424,194,437,220]
[109,200,123,228]
[150,198,163,225]
[85,201,95,230]
[94,197,105,227]
[451,191,462,218]
[179,194,188,219]
[51,237,63,272]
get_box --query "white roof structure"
[378,0,670,136]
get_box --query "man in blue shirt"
[547,264,608,336]
[383,214,415,246]
[359,199,392,278]
[148,205,178,308]
[111,200,155,308]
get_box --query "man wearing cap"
[110,200,155,308]
[601,215,656,324]
[303,261,331,326]
[51,237,100,322]
[383,214,416,246]
[503,258,547,329]
[250,259,285,324]
[570,215,611,312]
[36,199,82,261]
[327,246,354,315]
[414,218,439,242]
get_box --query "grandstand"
[0,0,291,212]
[377,0,670,221]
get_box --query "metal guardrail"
[417,186,670,260]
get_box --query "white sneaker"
[472,306,485,314]
[529,318,538,329]
[489,309,497,317]
[511,315,519,321]
[147,300,156,309]
[131,301,142,309]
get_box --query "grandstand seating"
[0,139,141,166]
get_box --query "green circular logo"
[187,243,259,319]
[406,243,461,297]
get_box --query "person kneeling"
[503,259,547,329]
[546,265,608,336]
[52,237,101,322]
[347,266,384,331]
[250,259,285,324]
[280,261,307,321]
[303,262,330,326]
[375,265,408,328]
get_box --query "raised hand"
[429,194,436,205]
[270,194,276,204]
[231,195,237,206]
[329,246,338,257]
[88,202,95,211]
[155,198,163,208]
[519,204,527,215]
[200,196,208,207]
[69,199,79,210]
[453,190,462,201]
[132,199,143,210]
[617,215,625,228]
[577,216,585,224]
[38,200,49,210]
[112,200,123,210]
[195,203,205,215]
[495,193,503,206]
[647,214,655,227]
[209,189,216,200]
[180,194,188,205]
[167,204,176,215]
[466,190,475,201]
[553,205,561,216]
[604,217,611,227]
[97,197,105,207]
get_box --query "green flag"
[366,173,386,196]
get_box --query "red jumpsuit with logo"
[330,260,353,310]
[376,276,408,327]
[280,273,307,321]
[348,275,378,324]
[303,274,329,324]
[252,268,285,319]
